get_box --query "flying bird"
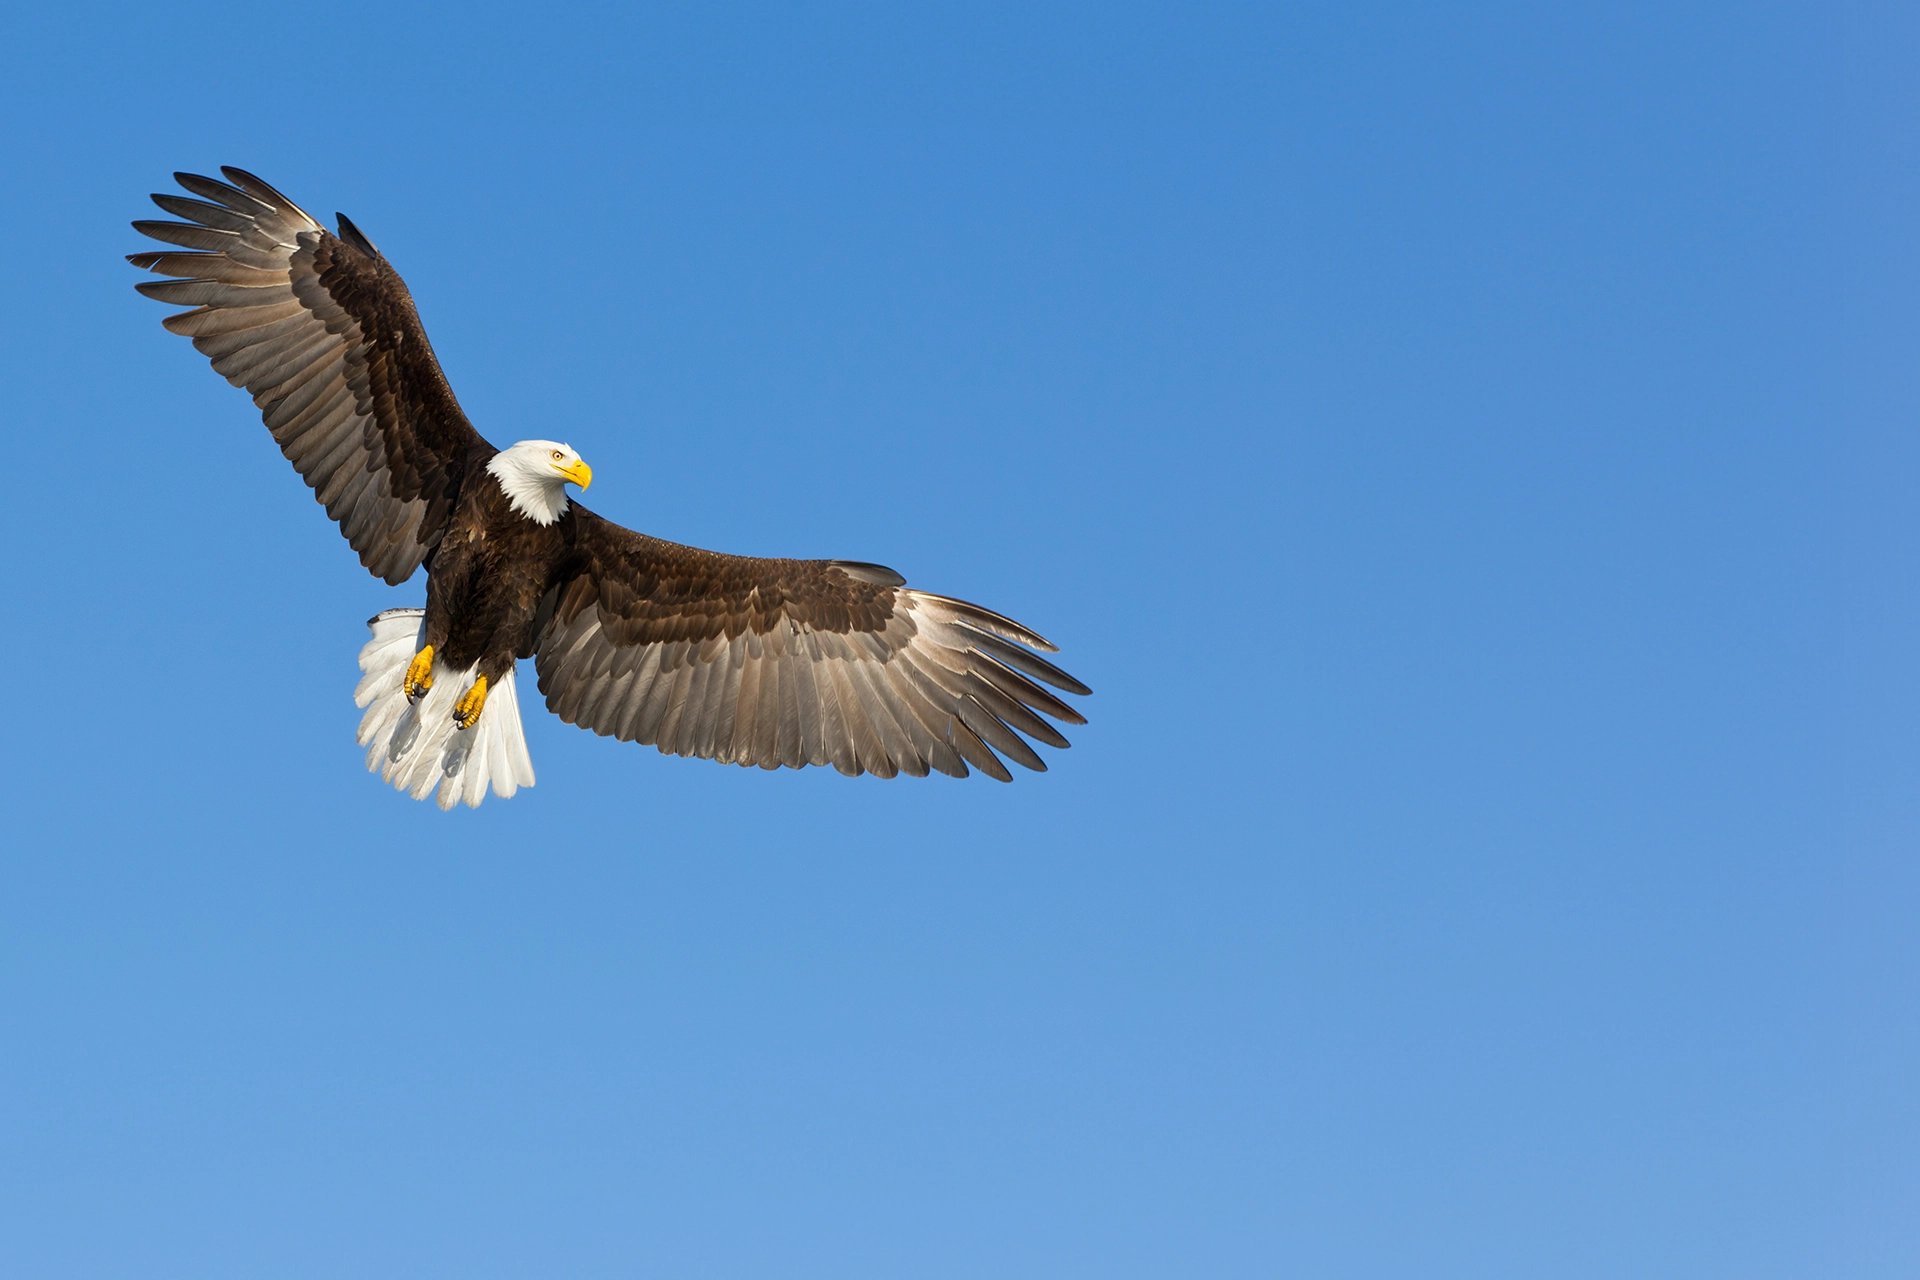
[130,168,1089,809]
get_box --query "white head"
[486,439,593,526]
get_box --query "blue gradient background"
[0,2,1911,1276]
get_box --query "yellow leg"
[404,645,435,703]
[453,675,489,731]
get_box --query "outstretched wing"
[534,509,1091,780]
[129,168,493,584]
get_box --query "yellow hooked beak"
[557,457,592,489]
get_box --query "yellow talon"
[453,675,489,731]
[404,645,435,703]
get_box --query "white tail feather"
[354,609,536,810]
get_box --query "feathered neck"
[486,451,570,525]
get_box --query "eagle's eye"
[551,450,563,461]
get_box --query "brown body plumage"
[131,168,1088,797]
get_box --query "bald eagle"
[130,168,1089,809]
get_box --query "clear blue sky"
[0,2,1910,1276]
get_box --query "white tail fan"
[354,609,536,810]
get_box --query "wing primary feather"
[968,652,1088,726]
[955,624,1092,695]
[954,694,1046,773]
[914,592,1061,653]
[945,715,1014,781]
[137,253,285,286]
[135,278,291,308]
[149,193,266,234]
[882,662,968,777]
[220,167,322,227]
[160,297,306,337]
[172,172,278,218]
[960,671,1073,749]
[131,220,239,252]
[895,649,1030,774]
